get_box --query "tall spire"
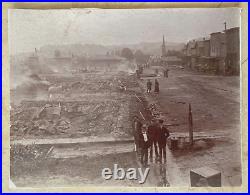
[162,35,167,57]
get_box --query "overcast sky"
[9,8,240,55]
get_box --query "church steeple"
[162,35,167,57]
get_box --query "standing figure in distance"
[147,79,152,93]
[164,68,169,78]
[154,79,160,94]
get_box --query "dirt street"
[140,66,241,186]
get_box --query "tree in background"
[121,48,134,61]
[167,50,184,57]
[134,49,150,65]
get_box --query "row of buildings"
[183,27,240,75]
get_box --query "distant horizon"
[12,40,186,56]
[40,40,186,47]
[9,8,240,55]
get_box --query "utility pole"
[188,103,193,146]
[224,21,227,31]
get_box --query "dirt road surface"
[140,66,241,186]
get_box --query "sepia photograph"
[5,5,246,191]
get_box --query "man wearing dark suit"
[154,79,159,93]
[139,124,150,167]
[157,119,170,164]
[133,116,142,156]
[147,119,159,162]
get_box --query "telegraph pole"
[188,103,193,146]
[224,21,227,31]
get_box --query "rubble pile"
[37,72,139,101]
[11,99,133,138]
[11,71,140,139]
[63,73,138,94]
[42,74,83,84]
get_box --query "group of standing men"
[133,116,170,167]
[146,79,159,94]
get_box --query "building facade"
[210,32,226,58]
[225,27,240,75]
[196,39,210,57]
[183,27,240,75]
[209,32,226,74]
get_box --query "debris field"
[10,71,145,140]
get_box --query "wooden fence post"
[188,103,193,146]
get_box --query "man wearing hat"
[133,116,142,157]
[139,124,150,167]
[157,119,170,164]
[146,79,152,93]
[148,119,159,162]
